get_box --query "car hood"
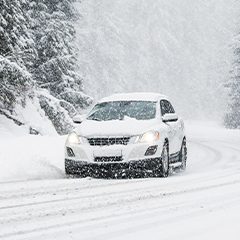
[75,117,160,137]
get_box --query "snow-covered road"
[1,122,240,239]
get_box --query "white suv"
[65,92,187,178]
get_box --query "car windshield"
[87,101,157,121]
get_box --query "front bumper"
[65,138,164,163]
[65,158,162,178]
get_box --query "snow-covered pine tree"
[29,0,92,113]
[13,0,93,135]
[0,57,32,109]
[0,0,92,135]
[0,0,34,110]
[224,34,240,129]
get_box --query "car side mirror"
[72,115,84,124]
[162,113,178,123]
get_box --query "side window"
[160,100,175,116]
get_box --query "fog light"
[145,145,158,156]
[67,147,75,157]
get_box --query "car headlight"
[139,131,159,142]
[66,132,81,144]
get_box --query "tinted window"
[160,100,175,116]
[87,101,157,121]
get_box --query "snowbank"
[0,115,65,182]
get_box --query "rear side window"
[160,100,175,116]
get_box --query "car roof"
[98,92,168,103]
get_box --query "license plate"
[93,149,122,157]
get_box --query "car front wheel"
[159,142,169,177]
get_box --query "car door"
[160,100,182,154]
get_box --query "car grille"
[94,156,123,162]
[87,137,130,146]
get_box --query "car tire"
[159,142,169,177]
[179,138,187,171]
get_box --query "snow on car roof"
[99,92,168,103]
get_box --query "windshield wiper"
[88,117,102,121]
